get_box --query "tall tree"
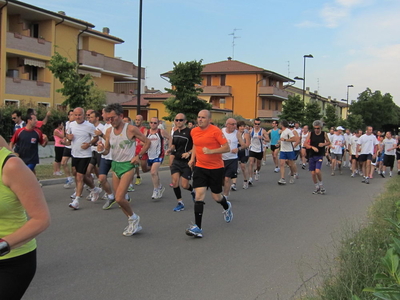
[324,104,338,129]
[48,52,94,108]
[346,114,364,132]
[304,101,322,128]
[163,60,211,122]
[349,88,398,130]
[279,94,304,123]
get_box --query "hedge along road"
[25,159,386,300]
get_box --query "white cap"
[336,126,344,130]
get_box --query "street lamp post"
[136,0,143,115]
[346,84,353,118]
[302,54,313,103]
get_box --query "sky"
[23,0,400,105]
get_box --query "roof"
[121,93,173,106]
[86,29,124,44]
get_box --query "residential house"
[0,0,143,109]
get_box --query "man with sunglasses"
[248,118,269,184]
[11,110,25,133]
[167,113,195,212]
[304,120,331,194]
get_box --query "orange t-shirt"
[191,124,227,169]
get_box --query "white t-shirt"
[65,121,72,149]
[357,134,378,155]
[91,122,105,152]
[331,134,345,154]
[101,123,112,160]
[69,120,96,158]
[222,128,238,160]
[383,138,397,156]
[349,135,359,155]
[280,128,295,152]
[344,133,352,146]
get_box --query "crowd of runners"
[9,104,400,238]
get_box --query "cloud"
[320,3,349,28]
[295,20,321,28]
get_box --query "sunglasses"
[314,127,321,129]
[150,122,158,124]
[175,119,184,122]
[12,117,17,120]
[254,123,261,125]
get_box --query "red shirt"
[191,125,227,169]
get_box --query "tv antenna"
[228,28,241,59]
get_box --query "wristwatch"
[0,239,10,256]
[138,154,143,159]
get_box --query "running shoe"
[243,181,249,189]
[191,190,196,202]
[274,167,279,173]
[64,178,74,189]
[365,177,370,184]
[331,171,335,176]
[278,178,286,185]
[151,189,158,199]
[319,187,326,194]
[294,173,299,179]
[102,198,116,210]
[70,191,76,199]
[255,171,260,181]
[351,173,355,177]
[86,193,92,201]
[173,202,185,212]
[289,176,295,184]
[381,172,385,178]
[262,160,266,166]
[362,177,366,183]
[390,171,393,177]
[230,183,237,191]
[90,187,102,202]
[123,215,141,236]
[53,171,62,176]
[185,224,203,238]
[102,193,109,200]
[312,188,320,194]
[223,201,233,223]
[69,199,79,210]
[135,177,142,185]
[248,177,253,185]
[302,164,306,170]
[127,184,135,192]
[156,186,165,199]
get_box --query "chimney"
[103,27,110,34]
[314,90,318,94]
[328,96,331,100]
[58,11,66,16]
[227,57,232,61]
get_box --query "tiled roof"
[86,29,124,43]
[202,60,264,73]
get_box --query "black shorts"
[0,249,36,300]
[90,151,101,167]
[170,159,192,180]
[223,159,238,179]
[193,166,224,194]
[54,146,64,163]
[397,152,400,160]
[62,147,72,158]
[249,151,263,160]
[384,154,395,168]
[271,145,280,152]
[71,157,91,174]
[238,149,249,164]
[358,154,372,162]
[351,155,359,161]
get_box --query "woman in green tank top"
[0,141,50,300]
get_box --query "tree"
[346,114,364,132]
[349,88,398,130]
[163,60,212,122]
[279,94,304,124]
[304,101,321,128]
[86,86,107,112]
[48,52,94,108]
[324,104,338,129]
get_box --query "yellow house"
[0,0,143,109]
[198,58,294,121]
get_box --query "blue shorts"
[279,151,295,160]
[26,163,37,171]
[147,157,163,166]
[309,156,323,171]
[99,158,112,175]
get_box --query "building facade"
[0,0,143,109]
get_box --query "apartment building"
[0,0,143,109]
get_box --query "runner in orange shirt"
[185,110,232,238]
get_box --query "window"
[220,74,226,86]
[4,100,20,107]
[206,75,211,86]
[24,65,38,81]
[261,98,268,110]
[275,101,279,111]
[262,78,267,87]
[56,104,67,112]
[31,24,39,38]
[38,102,50,108]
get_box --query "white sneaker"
[69,199,79,210]
[289,176,295,184]
[91,187,102,202]
[390,171,393,177]
[102,193,109,200]
[274,167,279,173]
[243,181,249,189]
[151,189,158,199]
[255,171,260,181]
[262,160,266,166]
[123,215,141,236]
[156,186,165,199]
[64,178,74,189]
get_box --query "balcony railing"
[105,91,134,104]
[79,50,143,79]
[5,77,51,98]
[6,32,52,57]
[200,86,232,96]
[257,110,281,119]
[258,86,289,100]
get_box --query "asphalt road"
[24,159,387,300]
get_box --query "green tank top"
[0,147,36,260]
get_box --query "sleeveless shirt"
[110,123,136,162]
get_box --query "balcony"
[6,32,52,57]
[200,86,232,96]
[258,86,289,100]
[5,77,50,98]
[105,91,134,104]
[79,50,143,80]
[257,110,281,119]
